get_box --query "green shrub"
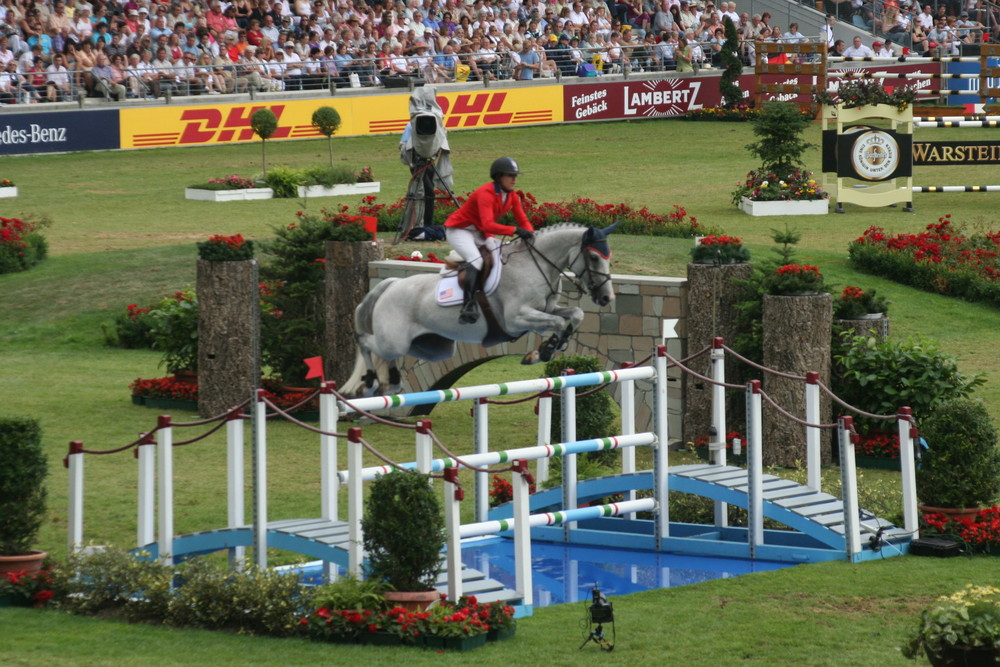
[300,165,357,187]
[311,105,342,168]
[311,573,389,612]
[251,108,278,176]
[0,416,46,554]
[262,165,302,199]
[104,303,156,349]
[361,469,445,592]
[53,547,172,621]
[0,215,49,275]
[147,287,198,373]
[544,355,617,466]
[916,398,1000,508]
[166,558,312,636]
[833,334,985,435]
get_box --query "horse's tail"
[342,278,397,396]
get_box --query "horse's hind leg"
[385,362,402,396]
[358,334,381,397]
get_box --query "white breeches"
[446,227,498,270]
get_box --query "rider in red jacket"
[445,156,535,324]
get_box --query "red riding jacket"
[444,182,535,237]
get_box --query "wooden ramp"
[141,518,521,604]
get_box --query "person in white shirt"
[782,22,806,43]
[721,2,740,26]
[44,51,70,101]
[820,14,836,47]
[873,39,893,57]
[842,35,875,57]
[568,1,588,28]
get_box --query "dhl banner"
[118,86,563,149]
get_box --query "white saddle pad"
[436,245,503,306]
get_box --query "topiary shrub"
[361,469,445,592]
[0,416,46,555]
[916,398,1000,509]
[544,355,616,466]
[311,105,342,169]
[250,108,278,176]
[718,16,743,109]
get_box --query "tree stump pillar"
[325,240,384,386]
[683,262,753,447]
[761,293,832,467]
[835,316,889,342]
[197,259,260,417]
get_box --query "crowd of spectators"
[0,0,994,104]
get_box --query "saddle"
[435,245,502,306]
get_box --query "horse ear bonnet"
[583,221,619,259]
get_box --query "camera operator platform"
[397,87,460,243]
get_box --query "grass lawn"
[2,117,999,665]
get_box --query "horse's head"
[575,222,618,307]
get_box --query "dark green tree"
[719,17,743,109]
[250,108,278,177]
[744,101,814,181]
[311,106,342,169]
[0,416,47,555]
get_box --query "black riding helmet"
[490,156,520,181]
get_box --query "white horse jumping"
[344,222,618,396]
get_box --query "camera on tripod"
[589,587,614,624]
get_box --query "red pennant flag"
[304,356,325,381]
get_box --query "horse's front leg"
[511,305,584,365]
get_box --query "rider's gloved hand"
[514,227,534,242]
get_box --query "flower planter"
[141,397,198,412]
[358,631,404,647]
[184,187,274,202]
[855,454,901,471]
[695,446,747,466]
[131,394,145,406]
[926,644,1000,667]
[297,182,381,198]
[383,590,439,613]
[422,633,488,652]
[0,186,18,198]
[919,504,984,521]
[0,551,47,576]
[486,626,516,642]
[739,197,829,217]
[0,593,31,608]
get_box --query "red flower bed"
[923,505,1000,552]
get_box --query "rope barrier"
[173,417,230,446]
[258,395,349,438]
[757,387,838,430]
[814,379,897,422]
[720,343,808,381]
[660,348,744,390]
[356,435,444,479]
[427,429,516,475]
[168,400,251,427]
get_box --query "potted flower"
[0,566,55,607]
[185,174,273,202]
[691,235,750,265]
[833,286,889,320]
[0,177,16,198]
[196,234,255,262]
[422,597,490,651]
[815,79,917,113]
[904,584,1000,664]
[765,264,827,296]
[0,416,48,576]
[731,101,829,216]
[916,398,1000,517]
[361,469,446,611]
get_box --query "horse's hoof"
[521,350,540,365]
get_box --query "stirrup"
[459,303,479,324]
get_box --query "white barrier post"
[136,433,155,548]
[747,381,763,557]
[473,397,489,523]
[347,426,364,578]
[561,370,577,538]
[320,382,338,521]
[156,415,174,565]
[839,416,862,561]
[416,419,433,476]
[511,459,534,608]
[535,391,553,484]
[898,407,919,537]
[805,372,822,492]
[654,346,670,547]
[252,390,268,569]
[711,338,728,527]
[619,363,636,511]
[66,441,85,553]
[443,467,463,602]
[225,410,245,570]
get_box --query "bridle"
[512,232,612,302]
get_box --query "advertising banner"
[0,109,119,155]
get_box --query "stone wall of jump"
[365,259,688,439]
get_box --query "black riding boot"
[459,267,481,324]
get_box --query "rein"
[511,233,611,302]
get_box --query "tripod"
[394,154,460,244]
[579,622,615,651]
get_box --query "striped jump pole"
[458,498,658,539]
[828,71,981,79]
[916,116,1000,122]
[912,186,1000,192]
[337,366,656,414]
[830,56,982,63]
[915,120,1000,128]
[336,432,657,485]
[824,88,971,96]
